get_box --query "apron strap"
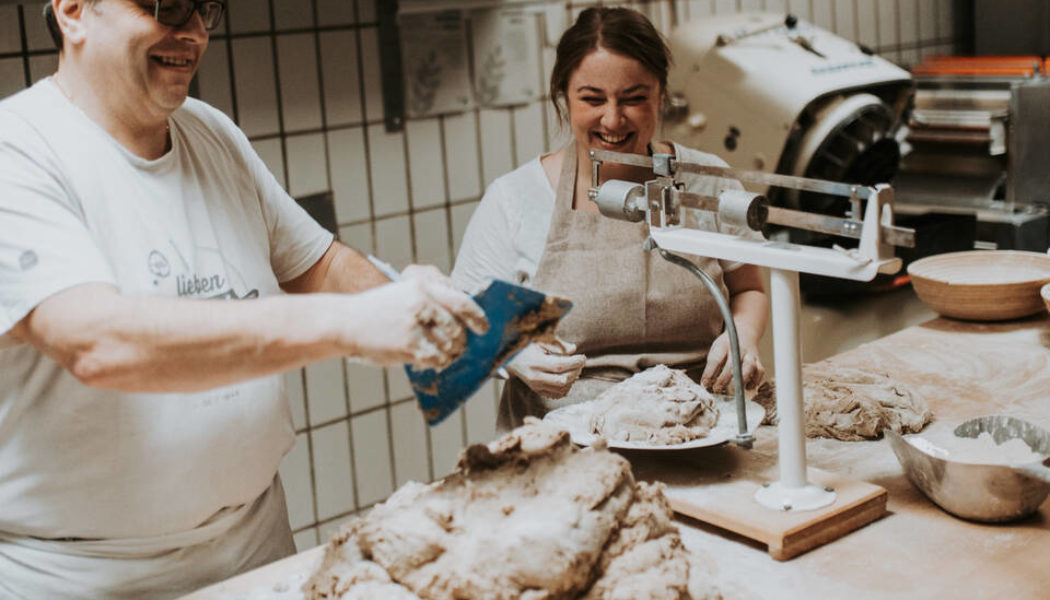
[555,143,578,211]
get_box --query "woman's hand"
[700,331,764,394]
[506,340,586,399]
[702,264,769,394]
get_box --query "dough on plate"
[303,419,710,600]
[589,365,720,445]
[753,366,933,441]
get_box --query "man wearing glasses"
[0,1,488,598]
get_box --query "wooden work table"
[184,315,1050,600]
[631,313,1050,599]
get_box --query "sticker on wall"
[471,8,542,107]
[398,10,474,118]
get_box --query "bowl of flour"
[887,415,1050,522]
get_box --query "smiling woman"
[451,6,770,432]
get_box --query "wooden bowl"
[907,250,1050,321]
[1043,282,1050,315]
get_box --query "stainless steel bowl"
[887,416,1050,523]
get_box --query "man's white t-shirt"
[0,79,333,540]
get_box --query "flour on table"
[753,366,933,441]
[909,432,1046,465]
[303,419,712,600]
[589,365,720,445]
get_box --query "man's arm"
[11,275,487,393]
[280,241,391,294]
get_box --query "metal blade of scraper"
[406,279,573,426]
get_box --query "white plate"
[543,396,765,451]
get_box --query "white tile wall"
[443,113,482,201]
[405,118,447,210]
[835,0,857,41]
[285,132,329,197]
[374,215,413,269]
[232,37,281,137]
[389,400,431,486]
[285,370,307,431]
[0,7,21,54]
[317,514,356,545]
[811,0,834,31]
[450,200,480,256]
[429,408,465,478]
[0,0,965,555]
[479,109,515,188]
[358,27,383,121]
[367,123,410,217]
[358,0,378,24]
[739,0,764,12]
[877,0,900,63]
[23,6,53,51]
[385,365,414,403]
[196,42,234,118]
[327,127,371,222]
[304,357,348,425]
[514,101,549,165]
[0,58,22,99]
[273,0,314,31]
[339,222,374,255]
[318,31,363,127]
[228,0,271,34]
[349,410,394,506]
[250,138,287,189]
[465,379,500,446]
[346,361,386,413]
[292,528,319,552]
[276,33,323,132]
[413,208,452,273]
[27,54,55,83]
[311,421,356,520]
[317,0,357,28]
[854,0,879,48]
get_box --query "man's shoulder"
[0,81,61,133]
[173,97,240,137]
[0,81,70,156]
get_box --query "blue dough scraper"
[405,279,572,426]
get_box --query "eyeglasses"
[150,0,226,31]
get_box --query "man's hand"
[506,340,586,399]
[343,265,488,369]
[700,330,764,394]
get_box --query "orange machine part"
[912,55,1043,76]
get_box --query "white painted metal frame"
[593,150,905,512]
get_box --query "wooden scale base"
[662,467,887,560]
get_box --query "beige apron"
[0,476,295,600]
[499,145,728,430]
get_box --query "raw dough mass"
[753,365,933,441]
[589,365,720,445]
[303,419,715,599]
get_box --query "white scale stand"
[590,150,915,560]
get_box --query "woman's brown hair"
[549,7,672,124]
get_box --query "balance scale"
[589,149,916,560]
